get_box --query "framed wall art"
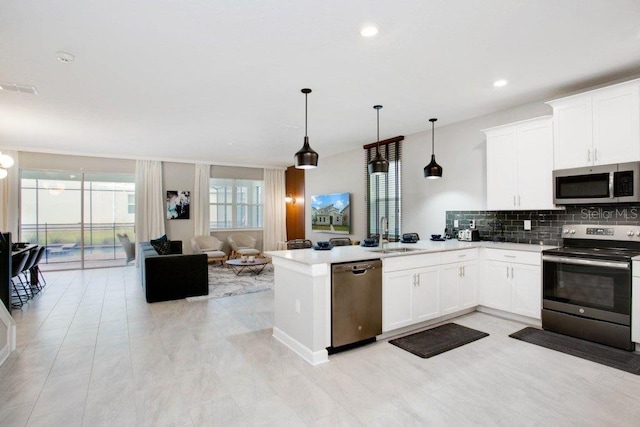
[167,190,190,219]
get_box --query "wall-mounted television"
[311,192,351,234]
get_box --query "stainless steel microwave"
[553,162,640,204]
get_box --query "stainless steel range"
[542,224,640,351]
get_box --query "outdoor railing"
[20,222,135,265]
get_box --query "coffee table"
[226,258,271,276]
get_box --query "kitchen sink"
[368,247,419,254]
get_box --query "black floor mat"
[389,323,489,358]
[509,327,640,375]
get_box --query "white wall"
[162,162,196,252]
[305,148,366,244]
[305,100,551,243]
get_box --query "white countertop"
[265,240,556,265]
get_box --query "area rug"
[389,323,489,358]
[509,327,640,375]
[186,263,274,301]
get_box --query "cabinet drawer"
[383,253,442,272]
[441,249,478,264]
[484,249,541,266]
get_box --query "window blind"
[364,136,403,241]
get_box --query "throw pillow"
[151,240,172,255]
[150,234,168,245]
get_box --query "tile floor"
[2,266,640,426]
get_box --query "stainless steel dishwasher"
[331,260,382,349]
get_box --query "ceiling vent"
[0,83,39,95]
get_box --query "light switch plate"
[454,219,459,227]
[524,220,531,230]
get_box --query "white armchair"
[191,235,227,265]
[227,234,260,259]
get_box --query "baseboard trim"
[477,306,541,327]
[272,327,328,366]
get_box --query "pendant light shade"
[368,105,389,175]
[424,118,443,179]
[295,88,319,169]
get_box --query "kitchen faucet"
[379,216,388,249]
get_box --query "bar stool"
[32,246,47,288]
[11,252,29,308]
[21,246,41,295]
[286,239,313,249]
[329,237,352,246]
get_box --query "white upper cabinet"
[484,116,554,210]
[547,79,640,170]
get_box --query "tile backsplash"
[445,204,640,246]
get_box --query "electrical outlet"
[524,220,532,231]
[454,219,459,227]
[469,220,476,229]
[295,299,301,314]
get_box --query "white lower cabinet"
[383,266,440,332]
[383,250,479,332]
[483,261,513,311]
[440,254,478,315]
[510,264,542,318]
[482,249,542,320]
[382,248,541,333]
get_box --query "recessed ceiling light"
[0,83,38,95]
[56,51,75,63]
[360,25,379,37]
[493,79,508,87]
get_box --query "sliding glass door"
[20,170,135,270]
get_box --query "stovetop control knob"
[563,229,570,234]
[636,231,640,237]
[629,231,635,236]
[570,229,576,234]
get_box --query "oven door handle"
[542,255,630,270]
[609,171,615,199]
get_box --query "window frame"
[209,178,264,229]
[364,136,403,241]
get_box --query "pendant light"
[368,105,389,175]
[295,88,319,169]
[424,118,443,179]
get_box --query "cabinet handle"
[412,274,416,286]
[416,275,420,286]
[459,266,463,277]
[462,266,465,277]
[517,195,521,206]
[594,148,598,162]
[587,149,591,163]
[504,255,516,258]
[511,267,514,278]
[513,195,516,206]
[506,266,510,278]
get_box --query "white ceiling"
[1,0,640,168]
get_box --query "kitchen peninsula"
[266,240,551,365]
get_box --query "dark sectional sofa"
[139,240,208,303]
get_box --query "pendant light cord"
[374,105,383,155]
[376,108,380,154]
[429,118,437,155]
[305,92,308,138]
[431,120,434,154]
